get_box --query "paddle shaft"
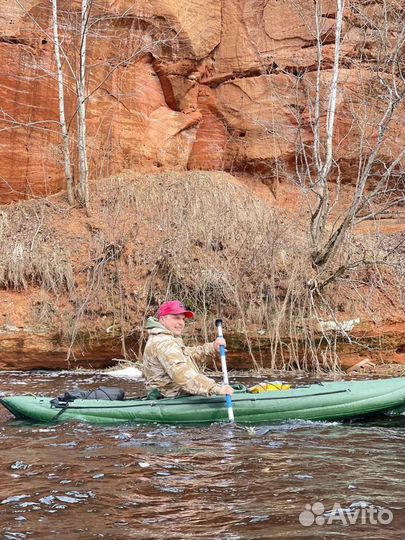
[215,319,234,422]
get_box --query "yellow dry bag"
[249,382,292,393]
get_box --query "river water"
[0,371,404,540]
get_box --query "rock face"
[215,73,307,178]
[0,0,218,201]
[0,0,403,202]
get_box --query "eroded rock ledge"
[0,322,404,372]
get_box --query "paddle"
[215,318,235,423]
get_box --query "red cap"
[157,300,194,319]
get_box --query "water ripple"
[0,371,404,539]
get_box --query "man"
[142,300,234,398]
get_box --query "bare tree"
[293,0,405,287]
[309,0,345,262]
[51,0,74,206]
[76,0,91,212]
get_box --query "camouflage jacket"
[142,317,223,397]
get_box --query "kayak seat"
[231,384,247,393]
[146,388,164,400]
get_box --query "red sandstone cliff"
[0,0,404,201]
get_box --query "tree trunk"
[77,0,90,212]
[310,0,345,255]
[51,0,75,206]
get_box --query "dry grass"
[0,202,74,294]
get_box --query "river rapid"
[0,371,404,540]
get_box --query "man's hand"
[214,337,226,353]
[217,385,234,396]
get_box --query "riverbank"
[0,171,403,372]
[0,323,403,373]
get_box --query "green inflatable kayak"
[1,377,404,425]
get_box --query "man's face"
[160,314,186,336]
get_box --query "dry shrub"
[96,172,311,309]
[0,202,74,294]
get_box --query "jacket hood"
[145,316,172,335]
